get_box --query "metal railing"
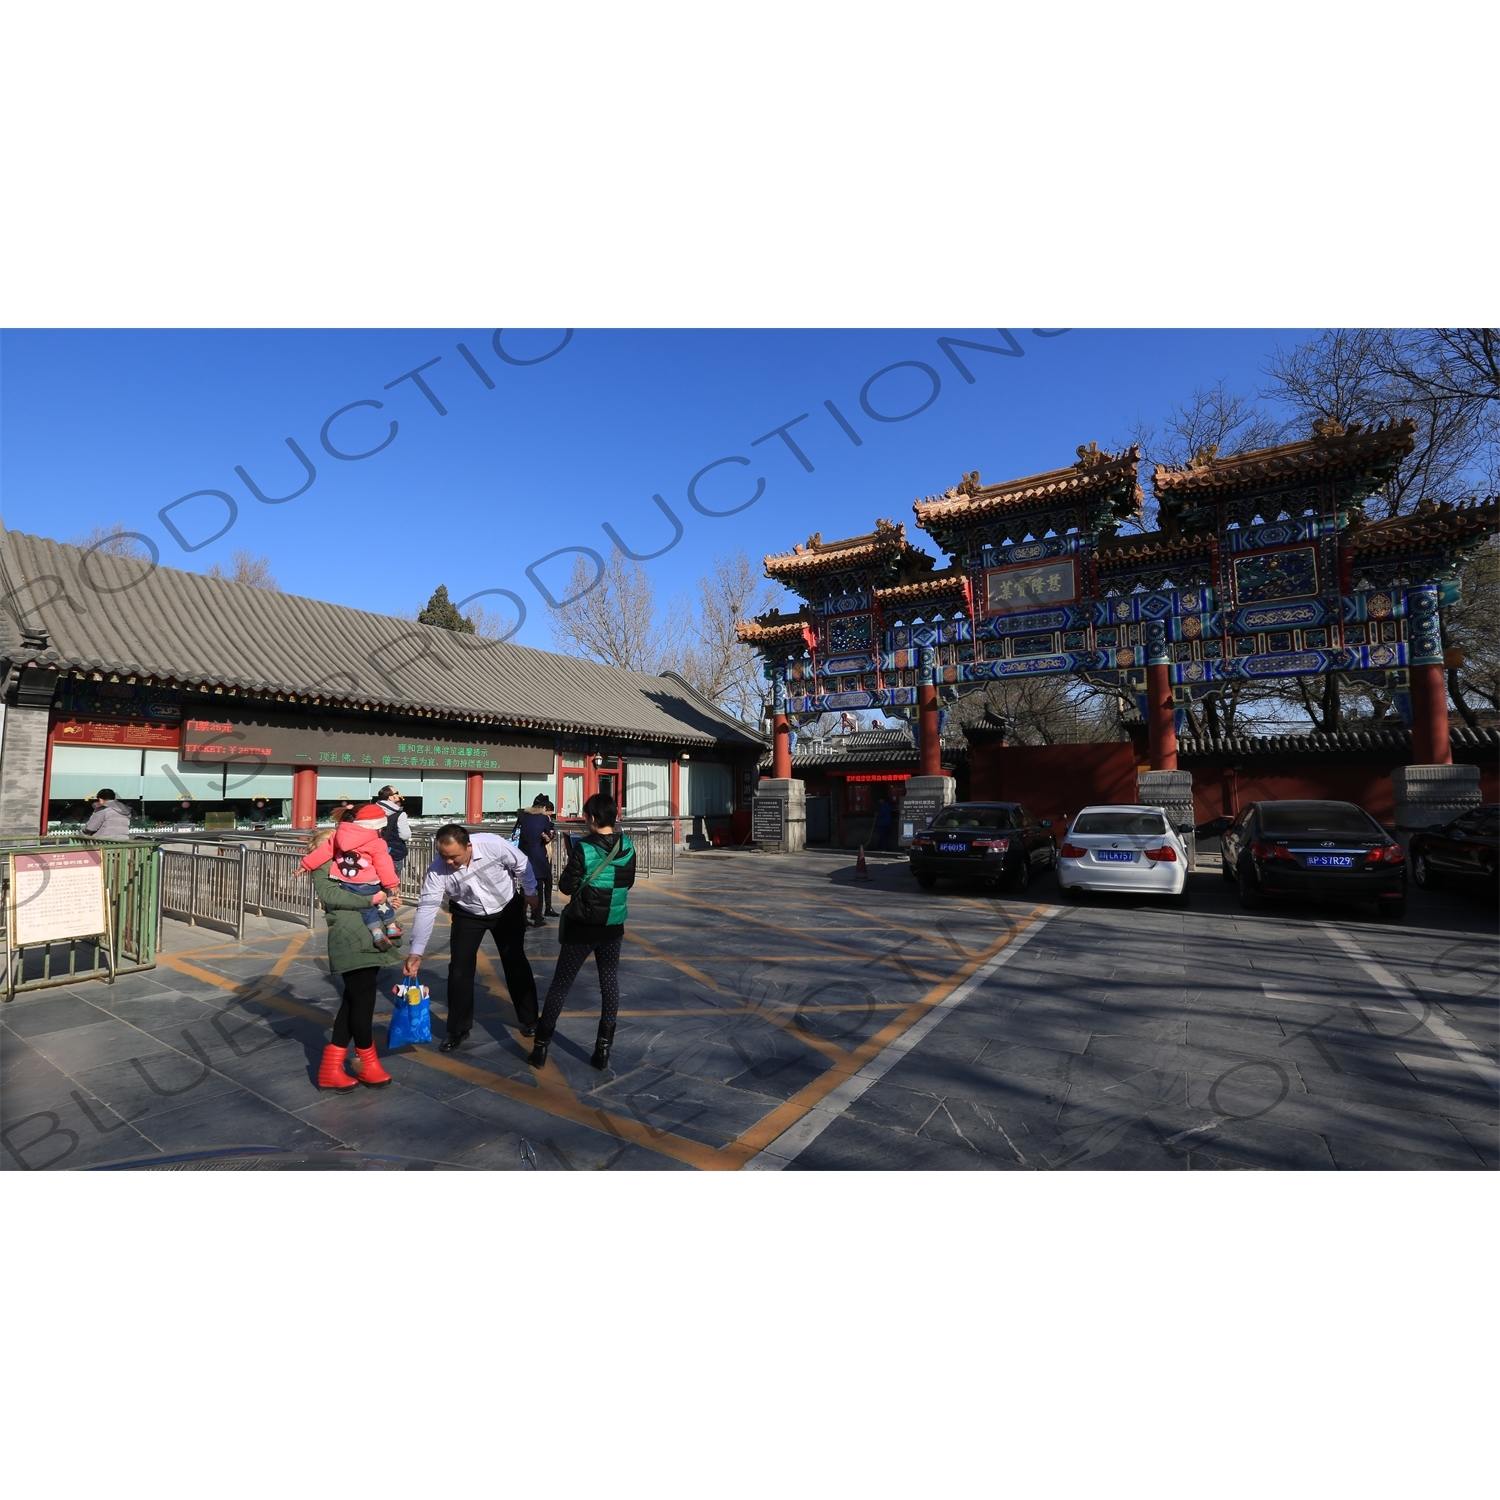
[243,842,318,926]
[159,841,248,939]
[1,839,161,998]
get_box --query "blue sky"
[0,328,1309,647]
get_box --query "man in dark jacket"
[81,789,132,840]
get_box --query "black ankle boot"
[590,1023,617,1071]
[528,1031,553,1069]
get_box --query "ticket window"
[847,782,872,815]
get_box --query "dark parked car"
[908,801,1055,892]
[1220,800,1408,920]
[1409,804,1499,893]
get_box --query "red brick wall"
[968,741,1499,828]
[968,743,1139,830]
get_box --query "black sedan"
[909,801,1055,892]
[1220,800,1408,920]
[1410,804,1499,893]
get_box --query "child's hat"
[354,803,388,828]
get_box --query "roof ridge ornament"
[1074,443,1115,470]
[1189,444,1219,469]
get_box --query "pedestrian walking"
[515,794,556,926]
[309,863,398,1092]
[875,790,895,851]
[300,804,405,948]
[373,784,411,877]
[529,792,635,1073]
[80,788,133,839]
[401,824,541,1050]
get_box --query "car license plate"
[1096,850,1134,862]
[1306,855,1354,868]
[939,843,967,852]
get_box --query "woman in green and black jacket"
[530,792,635,1072]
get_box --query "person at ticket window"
[82,788,132,840]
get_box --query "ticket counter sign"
[9,849,109,947]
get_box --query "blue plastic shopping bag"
[387,980,432,1047]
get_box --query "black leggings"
[331,966,380,1049]
[539,933,622,1035]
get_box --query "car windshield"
[931,808,1009,831]
[1072,812,1166,836]
[1259,804,1378,838]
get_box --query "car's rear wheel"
[915,872,938,890]
[1010,857,1031,893]
[1412,852,1443,890]
[1220,857,1236,883]
[1237,859,1263,909]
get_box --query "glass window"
[1258,802,1378,837]
[483,775,520,814]
[49,746,145,800]
[1015,806,1033,828]
[1072,811,1167,836]
[625,758,671,819]
[420,774,467,821]
[518,774,554,811]
[314,772,375,800]
[683,761,733,815]
[223,764,294,798]
[561,752,585,768]
[932,807,1009,831]
[144,752,225,801]
[561,775,584,817]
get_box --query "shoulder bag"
[557,836,624,944]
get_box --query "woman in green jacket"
[311,864,399,1092]
[529,792,635,1072]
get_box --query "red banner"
[51,718,180,749]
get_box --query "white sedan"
[1056,805,1189,906]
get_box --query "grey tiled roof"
[0,527,763,751]
[758,725,965,770]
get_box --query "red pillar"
[1409,663,1452,765]
[772,714,793,779]
[1147,664,1177,771]
[918,684,942,777]
[670,757,682,846]
[466,771,484,824]
[292,766,317,829]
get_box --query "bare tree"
[1443,540,1500,722]
[951,676,1120,745]
[69,522,149,559]
[205,550,279,590]
[548,551,687,674]
[679,549,783,722]
[462,602,517,640]
[1263,329,1491,518]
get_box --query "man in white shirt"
[402,824,541,1051]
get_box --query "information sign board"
[10,849,109,946]
[899,794,943,846]
[752,796,785,847]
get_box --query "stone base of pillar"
[1136,769,1197,870]
[1391,763,1480,850]
[899,774,957,847]
[752,778,806,853]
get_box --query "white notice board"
[10,849,109,946]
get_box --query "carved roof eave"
[735,618,810,648]
[1094,531,1216,566]
[763,521,930,578]
[1152,419,1417,507]
[1345,496,1499,555]
[912,448,1143,532]
[874,570,969,606]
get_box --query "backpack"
[381,805,408,863]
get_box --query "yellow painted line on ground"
[646,886,950,981]
[623,928,723,993]
[713,905,1050,1169]
[158,928,311,994]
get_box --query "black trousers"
[446,891,538,1035]
[331,966,380,1049]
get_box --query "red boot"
[352,1045,393,1088]
[317,1043,358,1092]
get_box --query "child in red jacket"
[302,805,404,949]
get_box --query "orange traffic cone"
[854,844,870,881]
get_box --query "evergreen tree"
[417,584,475,633]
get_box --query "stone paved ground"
[2,849,1495,1170]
